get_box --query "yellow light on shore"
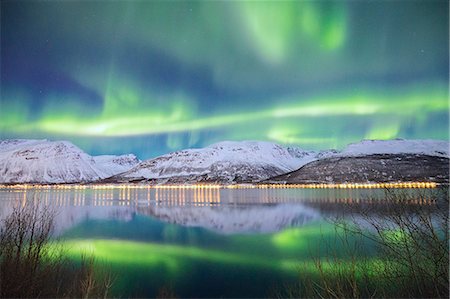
[0,181,440,190]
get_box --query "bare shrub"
[347,188,449,298]
[281,188,449,299]
[0,201,114,298]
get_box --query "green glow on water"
[38,212,391,297]
[65,239,286,270]
[61,219,376,272]
[272,224,336,251]
[63,236,379,274]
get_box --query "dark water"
[0,187,439,298]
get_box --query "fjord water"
[0,187,439,298]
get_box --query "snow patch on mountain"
[118,140,318,183]
[93,154,140,177]
[2,138,448,184]
[0,139,49,152]
[340,139,449,158]
[0,139,138,183]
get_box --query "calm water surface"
[0,187,439,298]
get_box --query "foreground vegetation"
[281,188,449,298]
[0,188,447,298]
[0,203,113,298]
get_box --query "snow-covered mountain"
[339,139,449,157]
[1,138,448,184]
[93,154,140,177]
[268,139,449,184]
[108,141,318,184]
[0,139,139,183]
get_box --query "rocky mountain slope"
[338,139,449,157]
[93,154,140,177]
[107,141,319,184]
[1,138,448,184]
[268,140,449,184]
[0,139,139,183]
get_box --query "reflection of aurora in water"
[0,187,444,297]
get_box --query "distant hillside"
[267,154,449,185]
[1,138,448,185]
[106,141,320,184]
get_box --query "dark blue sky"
[1,0,448,159]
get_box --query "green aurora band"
[1,0,448,158]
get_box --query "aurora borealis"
[1,0,448,158]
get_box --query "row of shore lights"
[0,182,438,190]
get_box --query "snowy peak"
[115,140,317,183]
[0,139,138,184]
[268,139,450,184]
[340,139,449,158]
[110,139,450,184]
[93,154,140,177]
[0,139,49,152]
[0,140,101,183]
[204,140,312,169]
[1,138,448,184]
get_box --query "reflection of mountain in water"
[0,187,441,234]
[0,203,134,235]
[138,204,320,234]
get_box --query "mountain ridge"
[0,138,448,184]
[0,139,139,183]
[107,140,320,184]
[267,153,449,184]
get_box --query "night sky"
[1,0,448,159]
